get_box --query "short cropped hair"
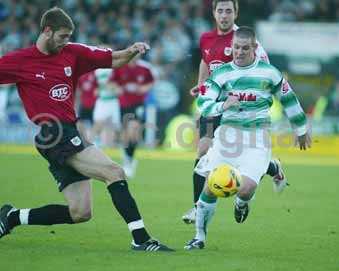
[234,26,256,44]
[40,7,74,32]
[212,0,239,13]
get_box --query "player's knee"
[105,164,126,185]
[114,165,126,180]
[69,207,92,223]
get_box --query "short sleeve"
[70,43,113,77]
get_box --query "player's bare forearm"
[190,60,209,97]
[197,60,209,85]
[111,51,138,68]
[111,42,150,68]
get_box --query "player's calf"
[69,206,92,223]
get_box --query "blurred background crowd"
[1,0,339,146]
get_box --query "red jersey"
[78,71,98,109]
[0,43,112,124]
[200,25,269,74]
[111,60,154,108]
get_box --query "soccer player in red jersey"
[0,7,173,252]
[182,0,287,224]
[110,57,155,178]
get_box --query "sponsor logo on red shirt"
[49,84,71,101]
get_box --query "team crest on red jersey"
[224,47,232,56]
[64,66,72,77]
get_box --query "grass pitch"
[0,146,338,271]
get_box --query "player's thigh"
[63,180,92,214]
[194,138,227,177]
[66,145,125,183]
[236,146,271,185]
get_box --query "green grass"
[0,151,338,271]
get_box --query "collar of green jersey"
[230,58,259,70]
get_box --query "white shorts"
[195,125,271,184]
[93,98,121,128]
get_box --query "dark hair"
[234,26,256,43]
[40,7,74,32]
[212,0,238,13]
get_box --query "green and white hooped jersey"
[95,68,116,100]
[197,59,307,136]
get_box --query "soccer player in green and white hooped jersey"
[198,61,307,132]
[91,68,121,146]
[184,26,312,250]
[182,0,287,226]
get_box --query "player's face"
[46,28,72,54]
[213,1,237,33]
[232,36,257,67]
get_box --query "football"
[207,164,242,198]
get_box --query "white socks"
[195,196,217,242]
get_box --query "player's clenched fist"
[189,85,200,97]
[128,42,150,54]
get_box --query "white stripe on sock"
[19,209,30,225]
[127,220,145,232]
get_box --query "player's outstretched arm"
[111,42,150,68]
[190,60,209,97]
[273,78,309,146]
